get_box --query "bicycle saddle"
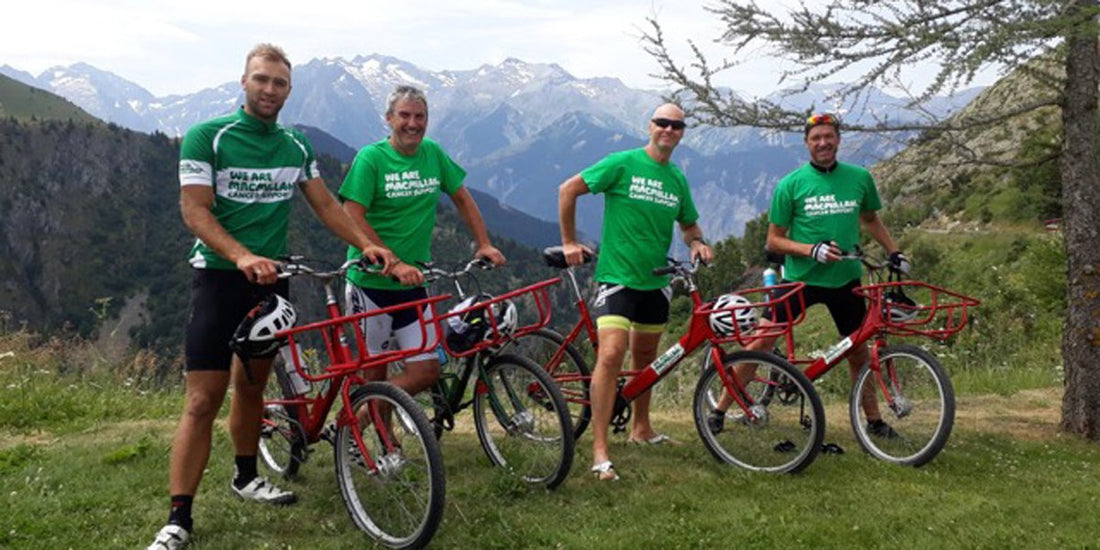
[541,246,593,269]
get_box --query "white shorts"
[345,284,439,363]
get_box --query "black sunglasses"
[651,118,686,130]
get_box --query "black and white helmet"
[884,290,919,323]
[230,295,296,358]
[445,295,517,352]
[493,299,519,339]
[708,293,756,336]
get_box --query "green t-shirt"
[179,108,320,270]
[769,162,882,288]
[339,138,465,289]
[582,148,700,290]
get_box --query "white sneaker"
[230,476,297,505]
[146,524,190,550]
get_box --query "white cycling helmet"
[444,294,511,351]
[709,293,757,336]
[230,294,297,358]
[884,290,920,323]
[492,299,518,339]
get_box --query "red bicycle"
[256,257,448,550]
[703,250,980,466]
[511,251,826,473]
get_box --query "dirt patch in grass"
[954,387,1063,441]
[654,386,1067,443]
[2,419,177,451]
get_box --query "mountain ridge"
[0,55,981,240]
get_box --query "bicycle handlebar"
[651,257,705,278]
[418,257,494,284]
[276,256,369,281]
[766,245,891,273]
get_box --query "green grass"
[2,328,1098,549]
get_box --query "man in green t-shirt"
[339,85,505,400]
[706,113,912,442]
[560,103,714,481]
[149,45,390,550]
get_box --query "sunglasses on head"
[805,113,838,127]
[651,118,686,130]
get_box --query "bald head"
[652,103,684,120]
[646,103,686,161]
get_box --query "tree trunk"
[1059,0,1100,438]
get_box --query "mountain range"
[1,55,982,240]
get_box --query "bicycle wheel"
[693,350,824,474]
[259,359,307,479]
[849,344,955,467]
[506,328,592,440]
[335,382,445,549]
[472,353,575,489]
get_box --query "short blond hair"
[245,43,292,73]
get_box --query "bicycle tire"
[335,382,445,549]
[849,344,955,467]
[258,357,308,479]
[472,353,575,489]
[506,328,592,440]
[693,350,824,474]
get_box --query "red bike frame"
[263,260,451,467]
[620,279,806,415]
[535,258,807,420]
[769,278,979,385]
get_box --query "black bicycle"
[387,258,576,489]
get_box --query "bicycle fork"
[870,339,912,419]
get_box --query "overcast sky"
[4,0,997,99]
[1,0,811,97]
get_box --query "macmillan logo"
[628,176,679,209]
[179,160,206,176]
[383,170,440,199]
[803,194,858,217]
[218,167,299,202]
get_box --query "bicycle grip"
[652,266,677,276]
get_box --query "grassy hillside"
[0,73,100,124]
[872,55,1063,228]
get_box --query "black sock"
[167,494,193,532]
[233,455,258,488]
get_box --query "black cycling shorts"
[770,278,866,336]
[591,283,672,332]
[184,269,289,372]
